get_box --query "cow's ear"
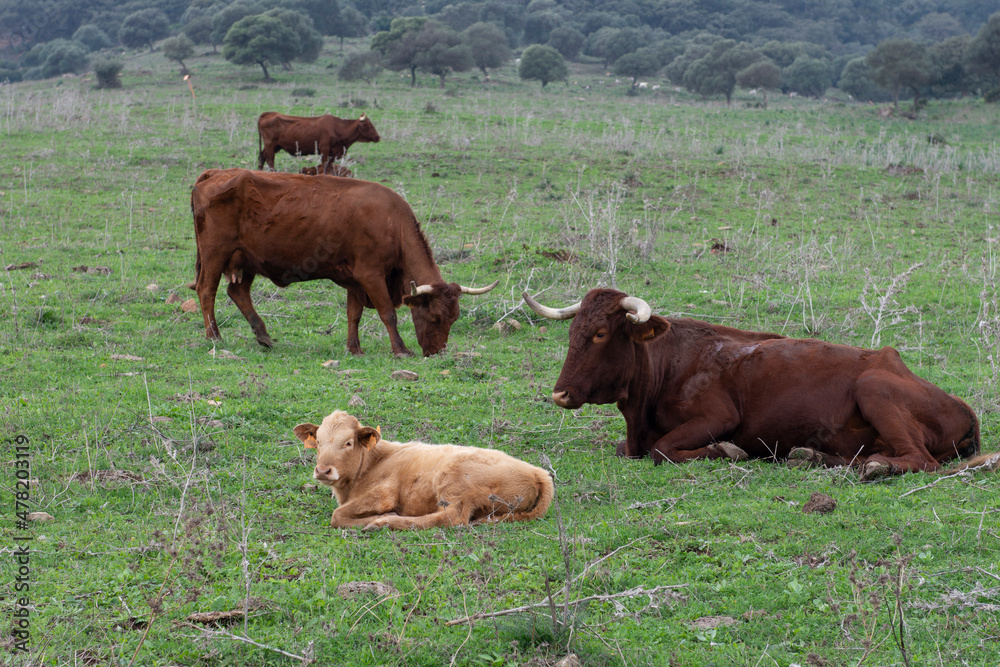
[626,315,671,343]
[358,425,381,450]
[293,423,320,449]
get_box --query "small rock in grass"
[27,512,55,522]
[180,298,199,313]
[337,581,397,598]
[690,616,738,629]
[391,370,419,381]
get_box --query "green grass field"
[1,42,999,666]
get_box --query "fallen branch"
[899,454,1000,498]
[177,622,313,663]
[444,584,687,627]
[627,494,687,511]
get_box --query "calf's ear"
[358,425,381,450]
[626,315,671,343]
[293,423,320,449]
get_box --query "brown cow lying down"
[294,411,554,530]
[524,288,984,481]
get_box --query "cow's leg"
[648,401,741,465]
[226,274,274,348]
[362,503,474,530]
[355,278,413,357]
[787,447,850,469]
[345,288,366,355]
[854,375,939,479]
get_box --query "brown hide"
[293,411,554,530]
[190,168,478,357]
[541,288,980,480]
[257,112,379,173]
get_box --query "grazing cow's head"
[404,279,499,357]
[356,114,380,143]
[293,411,381,487]
[524,288,670,408]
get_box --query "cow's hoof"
[860,460,892,481]
[787,447,823,468]
[715,441,748,461]
[256,334,274,348]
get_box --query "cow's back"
[191,169,421,285]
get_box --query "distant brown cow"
[190,168,497,356]
[524,288,983,480]
[294,410,555,530]
[257,112,379,174]
[300,163,353,177]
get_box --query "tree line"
[1,0,998,109]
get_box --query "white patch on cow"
[735,343,760,358]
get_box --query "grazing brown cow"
[190,168,497,356]
[524,288,982,480]
[294,410,554,530]
[300,163,353,177]
[257,112,379,174]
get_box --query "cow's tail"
[939,403,992,474]
[188,248,200,290]
[257,128,263,169]
[510,469,555,523]
[940,451,1000,475]
[189,182,203,290]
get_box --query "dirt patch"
[802,492,836,514]
[70,469,145,486]
[886,164,923,177]
[690,615,738,630]
[337,581,398,598]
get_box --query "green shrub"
[291,87,316,97]
[92,57,123,89]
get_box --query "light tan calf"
[293,410,554,530]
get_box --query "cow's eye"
[593,329,607,342]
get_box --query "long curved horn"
[522,292,581,320]
[459,279,499,295]
[620,295,652,323]
[410,281,435,296]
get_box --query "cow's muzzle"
[314,465,339,483]
[551,390,580,409]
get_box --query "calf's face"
[293,411,381,486]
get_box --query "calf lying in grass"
[294,410,554,530]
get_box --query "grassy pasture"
[1,42,999,666]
